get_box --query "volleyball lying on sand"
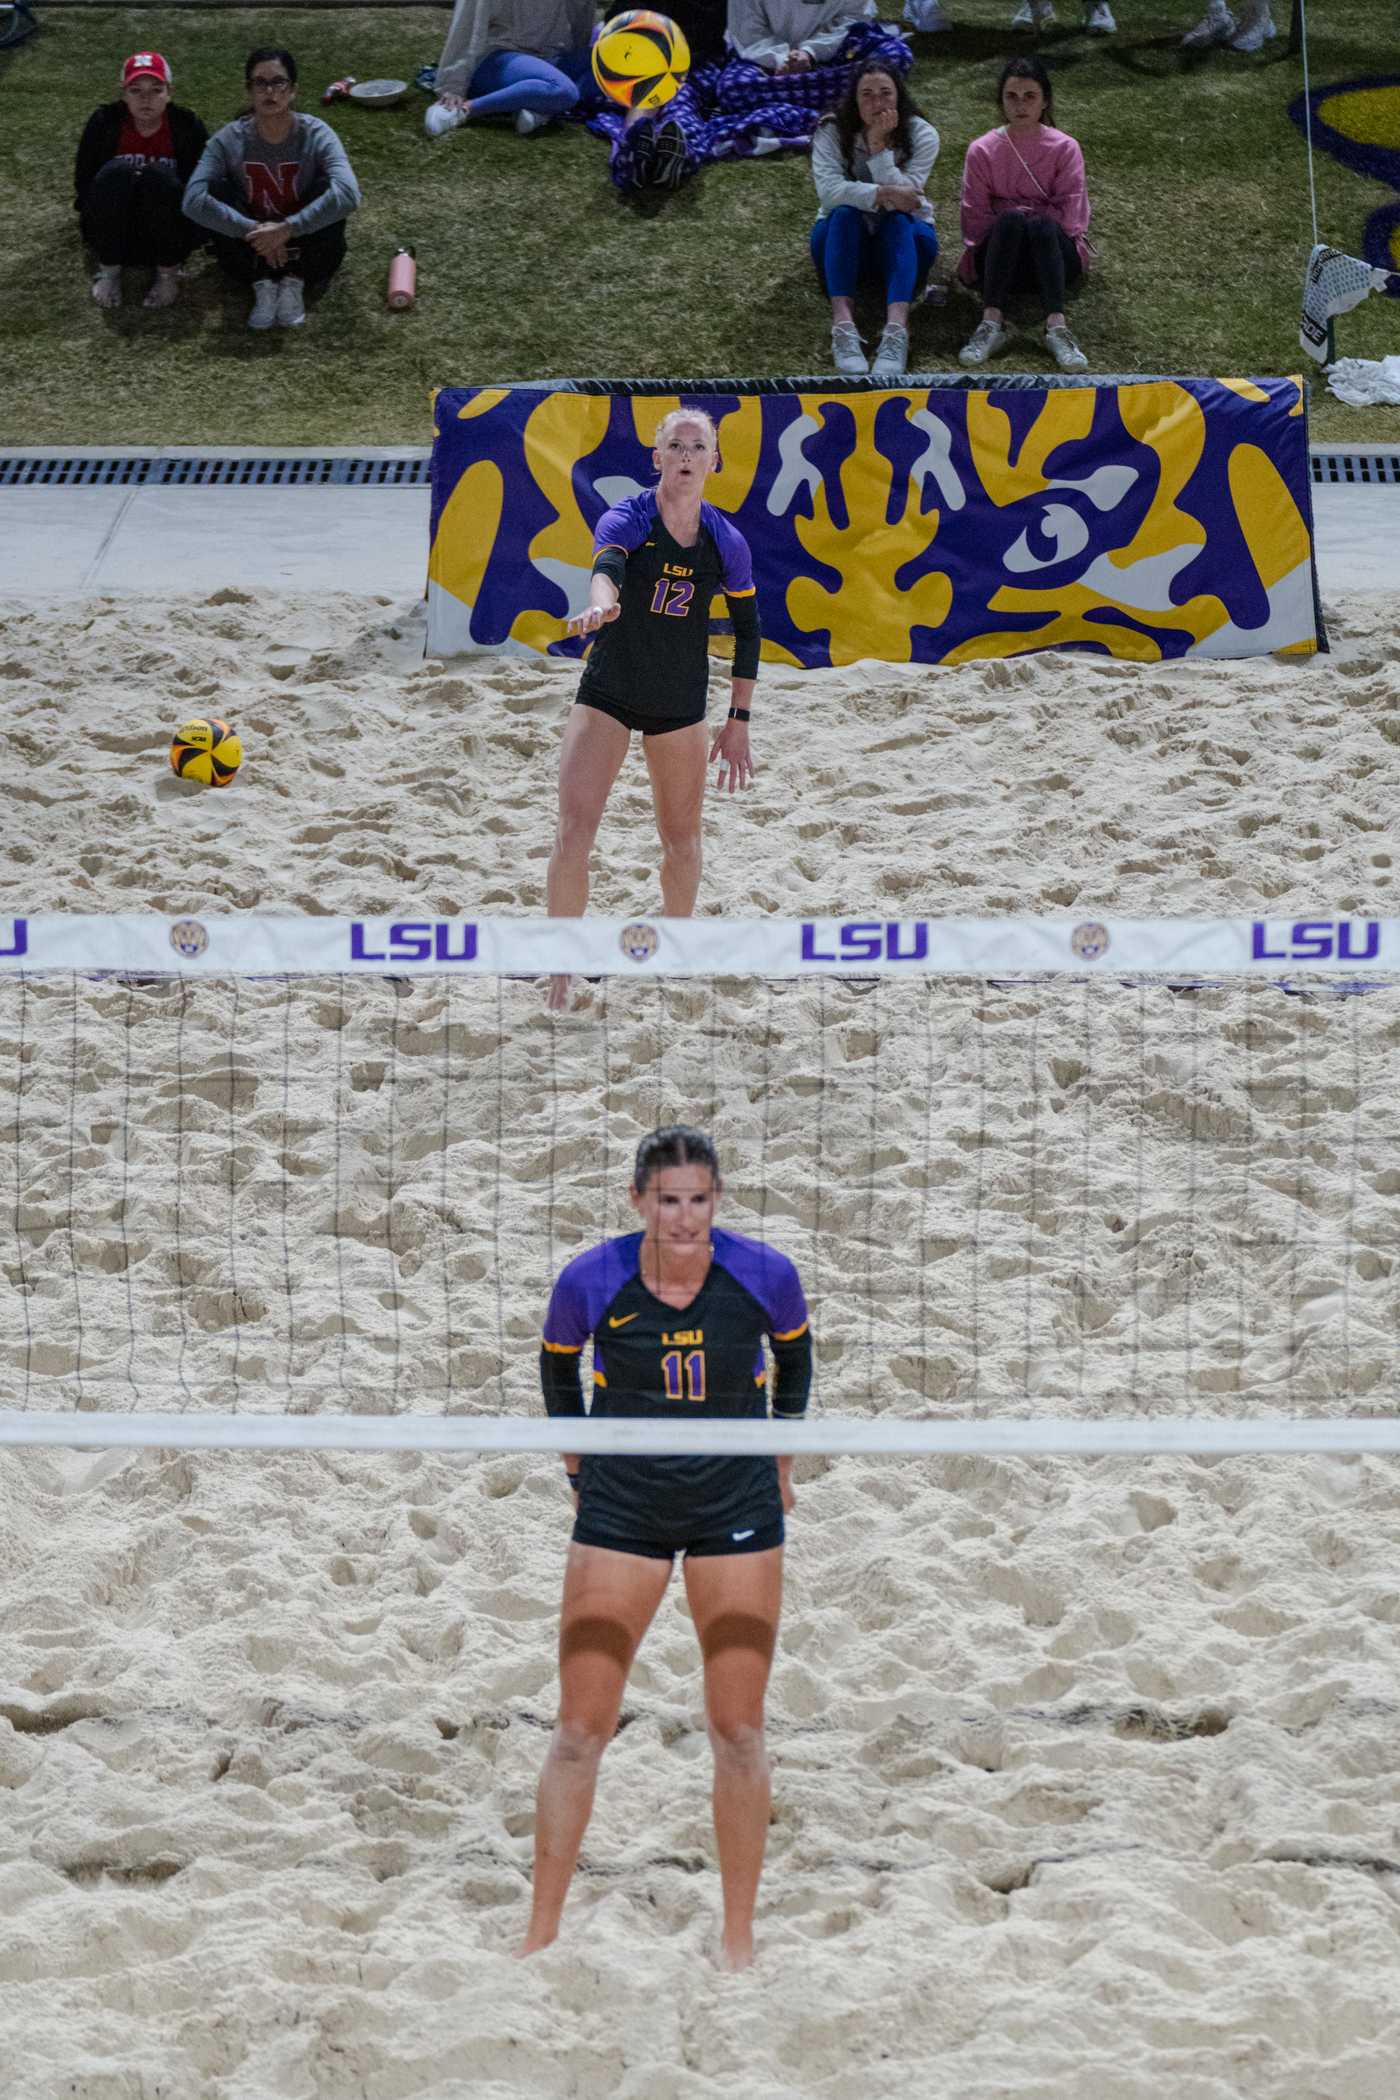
[169,717,242,788]
[591,10,691,110]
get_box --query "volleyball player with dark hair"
[545,407,761,1012]
[521,1126,812,1969]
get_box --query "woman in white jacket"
[810,63,937,379]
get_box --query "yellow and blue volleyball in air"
[170,717,242,788]
[592,10,690,110]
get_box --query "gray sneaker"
[1045,322,1088,371]
[248,279,280,331]
[1181,0,1234,44]
[831,323,869,376]
[1084,0,1115,28]
[870,323,909,380]
[1229,0,1274,48]
[959,317,1010,366]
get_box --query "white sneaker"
[1182,0,1234,44]
[1045,322,1088,370]
[276,276,306,328]
[959,316,1010,365]
[831,322,869,375]
[91,267,121,310]
[248,279,280,330]
[1011,0,1055,25]
[908,0,953,24]
[1229,0,1275,48]
[1084,0,1115,29]
[424,98,466,136]
[515,107,549,134]
[142,266,181,310]
[870,323,909,379]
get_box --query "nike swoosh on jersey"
[732,1528,755,1541]
[608,1313,639,1328]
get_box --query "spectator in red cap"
[74,52,209,309]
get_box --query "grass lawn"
[1,1,1396,446]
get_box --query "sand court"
[2,550,1400,2095]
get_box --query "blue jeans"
[467,45,597,117]
[811,205,939,306]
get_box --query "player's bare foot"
[515,1921,558,1958]
[718,1928,755,1970]
[546,974,571,1012]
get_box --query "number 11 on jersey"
[661,1348,706,1401]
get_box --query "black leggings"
[974,210,1082,316]
[79,159,202,268]
[205,177,348,289]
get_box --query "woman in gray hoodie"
[183,46,361,331]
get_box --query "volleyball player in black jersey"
[519,1126,812,1969]
[545,408,762,1010]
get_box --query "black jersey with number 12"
[578,490,757,724]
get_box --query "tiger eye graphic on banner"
[425,377,1321,667]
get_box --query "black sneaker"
[647,115,690,190]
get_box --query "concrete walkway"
[0,447,1394,605]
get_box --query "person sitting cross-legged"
[811,62,938,379]
[957,55,1093,373]
[75,51,208,311]
[423,0,599,139]
[182,45,361,331]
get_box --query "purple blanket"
[585,21,912,192]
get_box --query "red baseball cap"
[123,51,172,86]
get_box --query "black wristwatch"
[728,706,751,721]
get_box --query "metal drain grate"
[0,455,430,489]
[1310,451,1400,485]
[2,450,1397,489]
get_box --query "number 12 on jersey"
[661,1348,706,1402]
[650,577,694,618]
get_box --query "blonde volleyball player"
[545,408,760,1011]
[521,1126,812,1968]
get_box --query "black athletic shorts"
[576,690,706,737]
[572,1513,785,1562]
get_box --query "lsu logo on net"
[1251,920,1383,962]
[350,921,479,962]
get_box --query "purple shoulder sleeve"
[542,1235,640,1346]
[712,1230,808,1336]
[593,493,653,558]
[705,507,755,596]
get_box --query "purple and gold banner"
[426,377,1321,667]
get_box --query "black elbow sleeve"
[770,1328,813,1419]
[728,593,761,682]
[592,547,627,592]
[540,1347,586,1418]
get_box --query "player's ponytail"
[633,1125,722,1193]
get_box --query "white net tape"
[2,1412,1397,1455]
[1,912,1395,977]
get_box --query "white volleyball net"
[2,913,1399,1454]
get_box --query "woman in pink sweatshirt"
[956,57,1093,373]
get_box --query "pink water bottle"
[387,246,417,311]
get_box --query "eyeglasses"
[251,75,292,91]
[663,442,710,457]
